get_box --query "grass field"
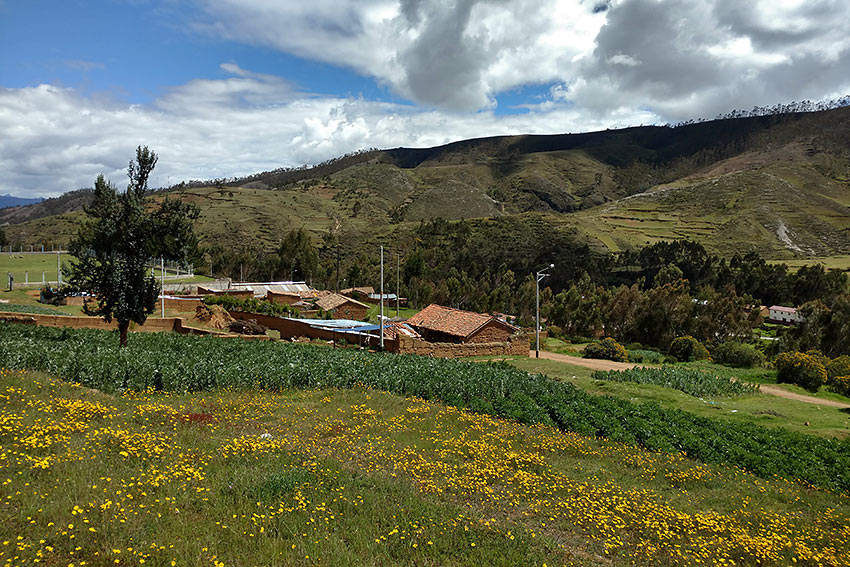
[2,368,849,566]
[504,357,850,439]
[0,253,212,289]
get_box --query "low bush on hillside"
[831,375,850,397]
[711,342,765,368]
[775,352,827,392]
[2,323,850,493]
[669,336,711,362]
[203,295,297,318]
[627,349,665,364]
[827,356,850,381]
[582,338,629,362]
[592,367,760,398]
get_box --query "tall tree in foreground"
[67,146,199,346]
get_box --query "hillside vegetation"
[4,106,850,259]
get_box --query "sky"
[2,0,850,198]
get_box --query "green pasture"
[502,356,850,439]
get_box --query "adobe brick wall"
[332,303,368,321]
[467,320,513,344]
[0,311,186,333]
[227,310,395,350]
[393,334,529,358]
[266,291,300,305]
[160,297,204,312]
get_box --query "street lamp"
[535,264,554,358]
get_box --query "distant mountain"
[0,194,43,210]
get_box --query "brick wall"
[393,334,528,358]
[0,311,185,333]
[266,291,300,305]
[467,321,513,344]
[227,310,394,350]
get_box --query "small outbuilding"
[315,293,370,321]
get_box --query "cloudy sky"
[2,0,850,198]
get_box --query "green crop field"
[2,323,850,495]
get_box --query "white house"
[767,305,803,324]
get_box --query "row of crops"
[0,303,67,316]
[2,323,849,493]
[592,367,760,397]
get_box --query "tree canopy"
[67,146,199,346]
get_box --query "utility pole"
[396,252,400,318]
[161,257,165,318]
[535,264,554,359]
[380,246,384,351]
[57,251,61,287]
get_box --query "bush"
[627,349,665,364]
[546,325,563,340]
[827,355,850,381]
[775,352,827,392]
[712,342,765,368]
[669,336,711,362]
[626,342,645,351]
[583,338,629,362]
[831,375,850,397]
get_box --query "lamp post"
[535,264,554,359]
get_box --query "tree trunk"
[118,320,130,348]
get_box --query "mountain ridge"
[3,106,849,259]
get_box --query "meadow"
[1,324,850,495]
[1,368,849,566]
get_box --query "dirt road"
[758,385,850,408]
[530,350,850,409]
[531,350,639,371]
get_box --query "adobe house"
[406,304,520,344]
[315,293,370,320]
[340,287,375,301]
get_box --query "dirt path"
[758,385,850,408]
[531,350,639,371]
[530,350,850,409]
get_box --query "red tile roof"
[407,304,516,339]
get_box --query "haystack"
[193,304,235,330]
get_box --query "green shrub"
[775,352,827,392]
[627,349,665,364]
[827,355,850,381]
[583,338,628,362]
[626,342,645,351]
[805,349,830,368]
[830,375,850,397]
[669,336,711,362]
[546,325,563,340]
[711,342,765,368]
[203,295,297,318]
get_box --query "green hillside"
[3,106,850,259]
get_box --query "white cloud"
[0,69,655,198]
[192,0,607,110]
[3,0,850,197]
